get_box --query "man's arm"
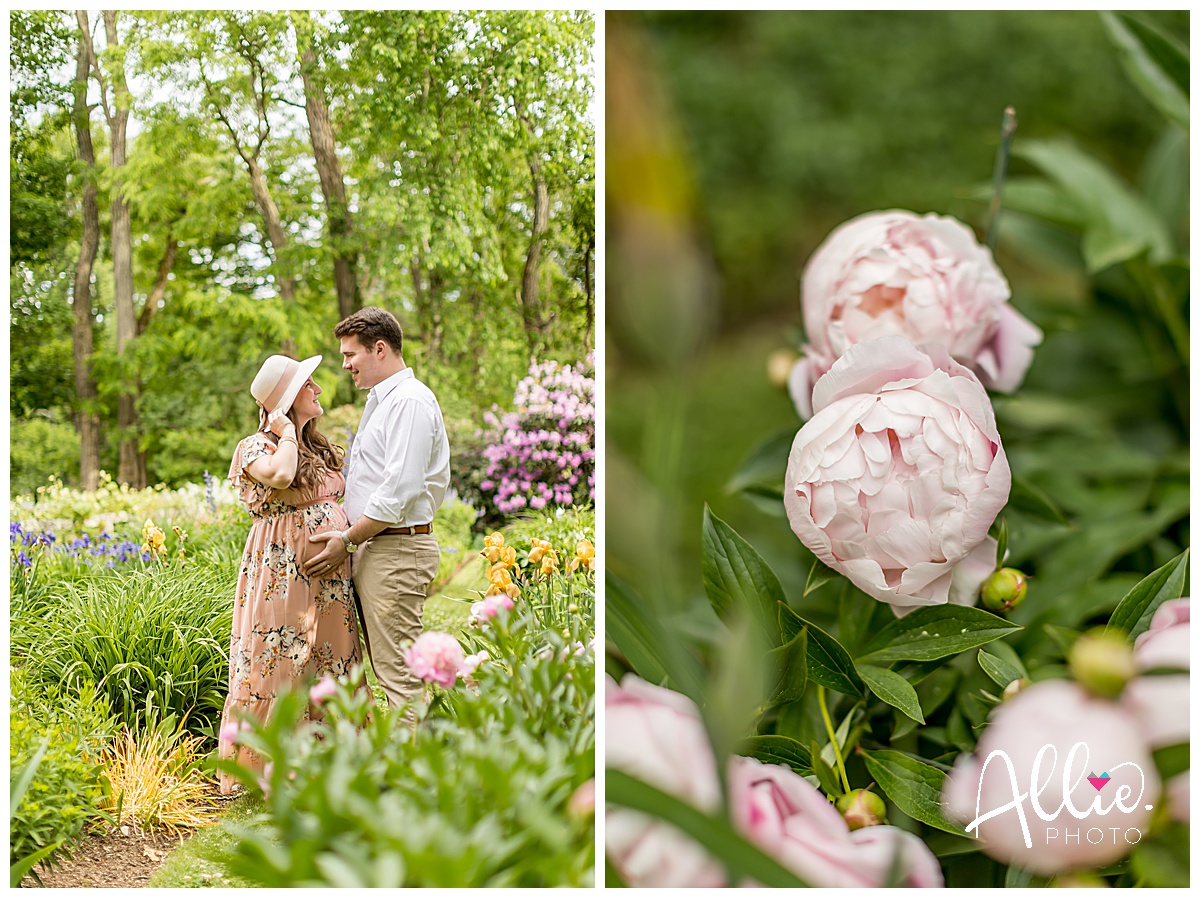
[302,514,389,574]
[302,396,438,575]
[360,395,439,525]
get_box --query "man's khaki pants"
[351,532,441,712]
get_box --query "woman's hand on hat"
[267,409,297,440]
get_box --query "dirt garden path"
[21,789,236,888]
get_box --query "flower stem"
[817,685,851,794]
[985,106,1018,253]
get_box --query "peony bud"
[1069,630,1135,699]
[308,675,337,704]
[1001,677,1031,700]
[980,567,1027,613]
[836,789,887,830]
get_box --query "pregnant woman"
[217,354,361,794]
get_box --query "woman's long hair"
[259,406,344,490]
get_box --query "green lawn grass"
[146,793,261,888]
[425,551,485,634]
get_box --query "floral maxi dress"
[217,432,361,794]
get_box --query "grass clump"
[98,717,219,835]
[12,564,231,736]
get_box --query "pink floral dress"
[217,432,361,794]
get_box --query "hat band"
[262,359,300,411]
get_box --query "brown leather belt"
[378,524,434,535]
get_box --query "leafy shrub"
[12,563,232,737]
[9,412,80,499]
[225,685,594,887]
[9,669,117,883]
[473,357,595,521]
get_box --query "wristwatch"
[340,530,358,553]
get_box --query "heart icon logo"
[1086,771,1112,791]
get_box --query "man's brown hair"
[334,306,404,356]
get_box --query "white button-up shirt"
[343,368,450,527]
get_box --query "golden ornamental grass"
[99,725,218,835]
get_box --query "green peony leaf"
[857,605,1023,664]
[977,649,1023,689]
[803,559,841,597]
[740,735,812,775]
[768,627,808,705]
[1017,138,1174,273]
[1100,12,1189,129]
[855,664,924,723]
[702,505,785,646]
[779,605,863,696]
[1106,548,1188,640]
[1008,473,1068,524]
[858,749,967,837]
[808,739,843,799]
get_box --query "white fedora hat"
[250,355,322,426]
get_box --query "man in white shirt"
[303,307,450,711]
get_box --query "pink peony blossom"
[218,719,242,745]
[731,755,943,887]
[470,593,514,627]
[789,209,1042,419]
[308,675,337,704]
[784,336,1010,612]
[404,631,466,689]
[459,650,489,677]
[1122,597,1189,749]
[606,675,943,888]
[606,674,726,888]
[942,679,1160,875]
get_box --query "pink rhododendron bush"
[605,20,1189,884]
[472,355,596,521]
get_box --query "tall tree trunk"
[294,11,360,320]
[138,229,178,335]
[426,269,444,361]
[72,11,101,491]
[243,156,295,304]
[520,151,550,348]
[100,10,145,488]
[243,155,297,356]
[206,84,295,355]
